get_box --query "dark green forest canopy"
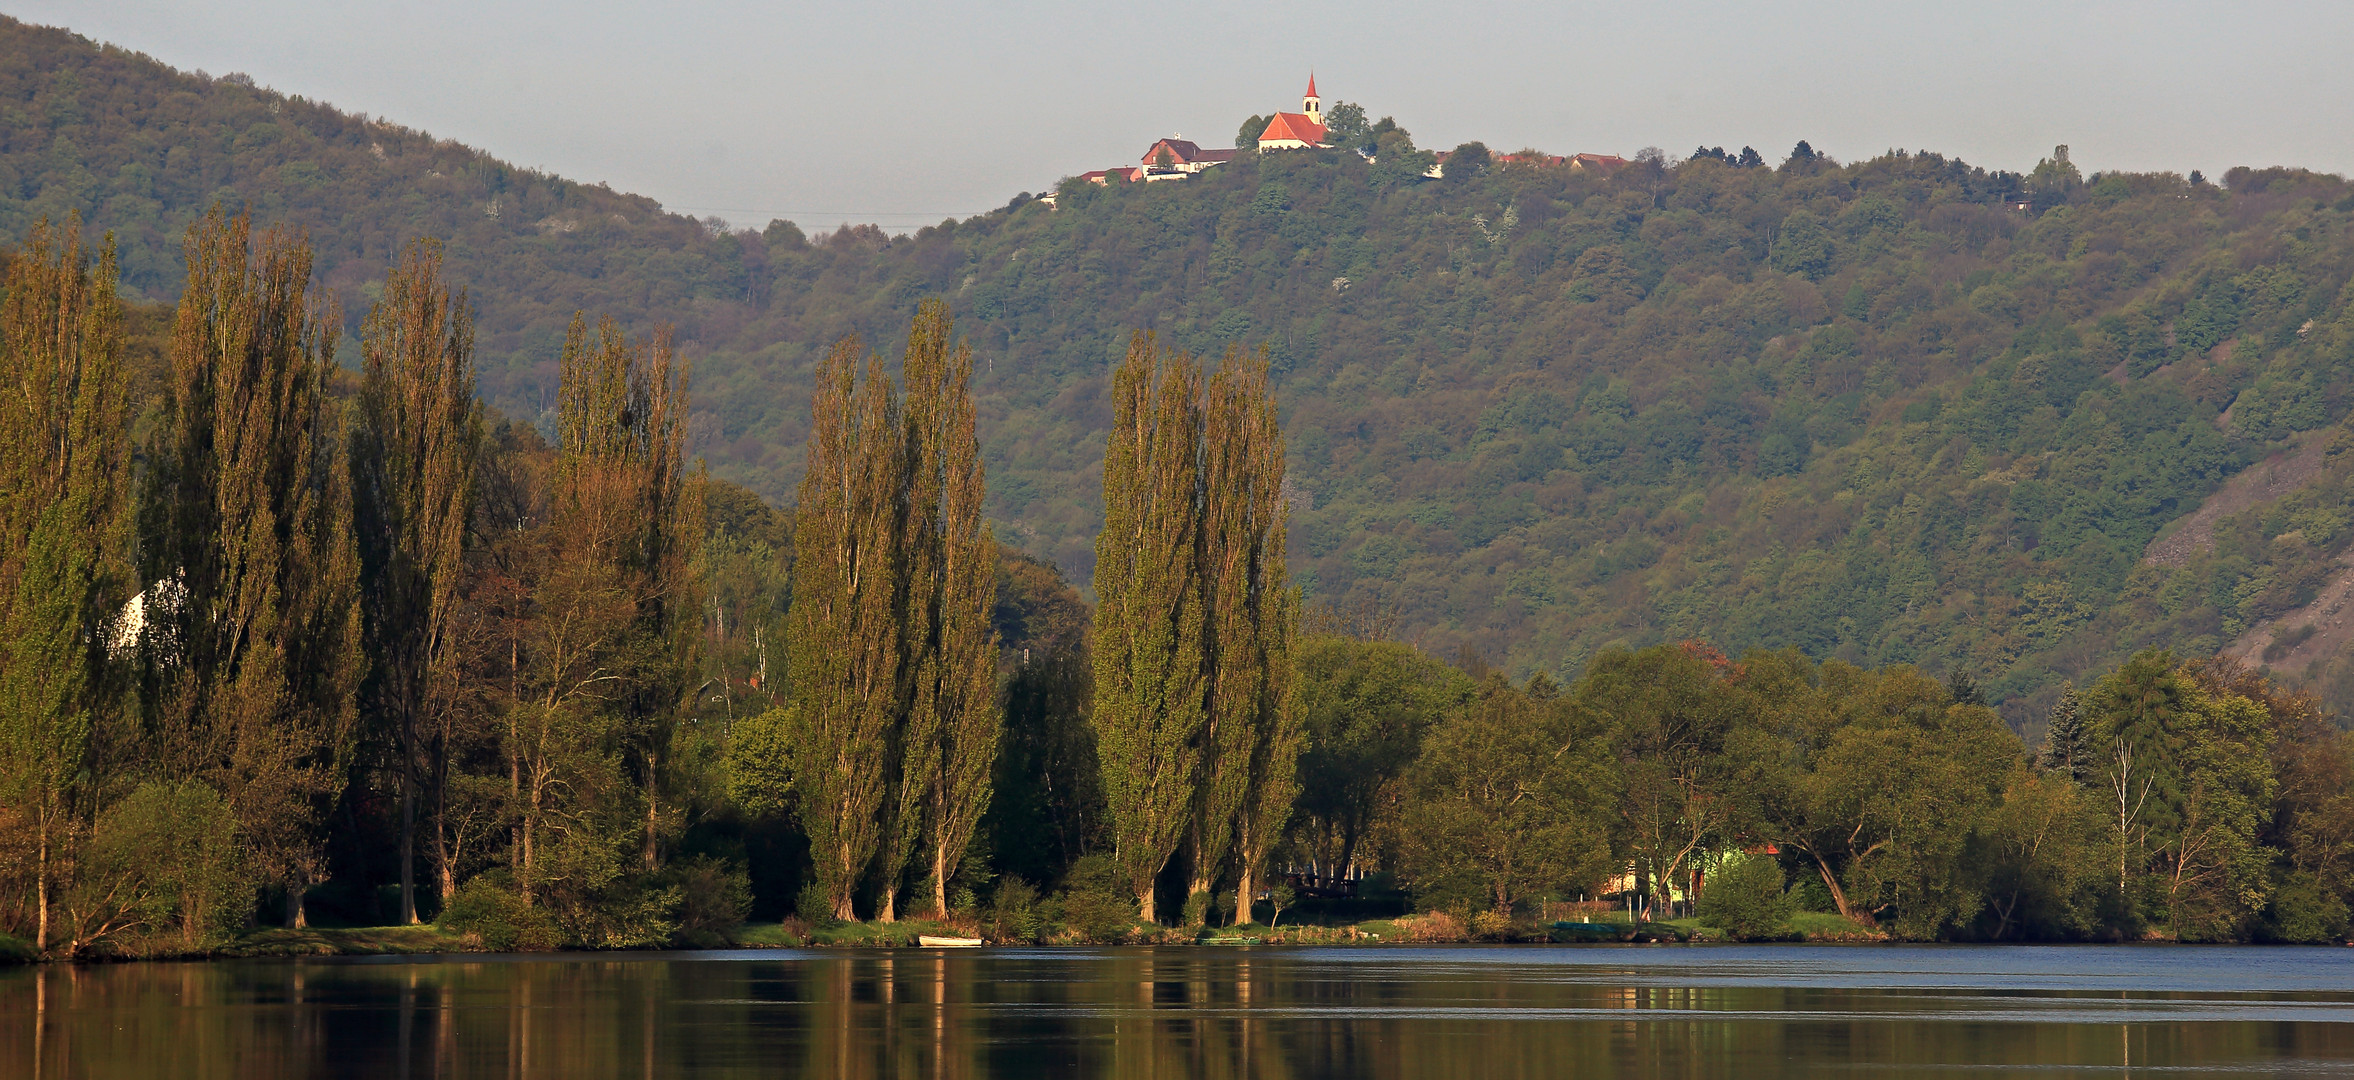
[11,16,2354,719]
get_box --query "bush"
[1053,856,1136,942]
[1698,855,1796,941]
[796,882,838,926]
[439,873,562,952]
[75,781,251,951]
[2261,872,2350,943]
[988,877,1043,942]
[668,855,751,946]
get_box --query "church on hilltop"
[1253,76,1329,150]
[1075,76,1331,187]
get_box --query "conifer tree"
[0,217,129,956]
[787,338,903,920]
[1092,332,1205,922]
[2040,685,2090,782]
[354,239,482,923]
[139,207,362,927]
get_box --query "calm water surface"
[6,945,2354,1078]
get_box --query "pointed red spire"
[1306,72,1318,98]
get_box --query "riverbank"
[4,910,1895,962]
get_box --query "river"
[6,944,2352,1077]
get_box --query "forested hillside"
[10,16,2354,720]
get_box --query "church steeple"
[1302,73,1321,126]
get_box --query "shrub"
[1469,909,1515,940]
[668,855,751,946]
[73,781,250,952]
[1052,857,1136,941]
[1055,887,1135,943]
[796,882,837,926]
[988,877,1043,942]
[1697,855,1796,941]
[439,873,562,952]
[2261,872,2350,943]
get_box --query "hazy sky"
[20,1,2354,232]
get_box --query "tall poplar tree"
[1205,350,1299,927]
[138,206,363,927]
[881,314,944,923]
[905,302,1000,918]
[546,314,700,882]
[355,239,482,923]
[0,217,129,956]
[1092,332,1205,923]
[787,338,903,920]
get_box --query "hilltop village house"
[1064,77,1627,188]
[1076,77,1329,185]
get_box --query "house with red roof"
[1139,138,1238,180]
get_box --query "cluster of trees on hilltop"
[15,18,2354,718]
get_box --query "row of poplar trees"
[1092,333,1297,924]
[775,325,1297,926]
[0,210,702,956]
[781,301,1000,922]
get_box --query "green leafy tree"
[1201,349,1299,925]
[1321,102,1370,151]
[904,301,1002,919]
[1091,332,1205,923]
[1697,853,1793,940]
[354,238,482,921]
[1235,115,1269,151]
[785,336,902,920]
[1583,644,1745,918]
[138,206,362,928]
[1398,677,1616,913]
[1768,209,1835,279]
[0,217,129,956]
[1291,635,1472,876]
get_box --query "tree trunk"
[1138,890,1156,925]
[1234,864,1253,928]
[288,876,308,929]
[642,752,659,872]
[1811,853,1852,919]
[933,843,950,919]
[35,813,49,957]
[399,718,417,924]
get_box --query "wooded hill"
[10,16,2354,723]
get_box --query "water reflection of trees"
[6,952,2354,1078]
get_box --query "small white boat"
[917,935,984,947]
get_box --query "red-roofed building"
[1255,77,1329,150]
[1139,138,1239,179]
[1569,153,1630,172]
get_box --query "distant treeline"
[3,210,2350,960]
[19,16,2354,717]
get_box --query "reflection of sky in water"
[11,945,2354,1078]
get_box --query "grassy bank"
[723,909,1890,949]
[3,909,1888,962]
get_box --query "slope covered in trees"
[11,16,2354,720]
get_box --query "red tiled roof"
[1256,112,1327,146]
[1144,138,1205,165]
